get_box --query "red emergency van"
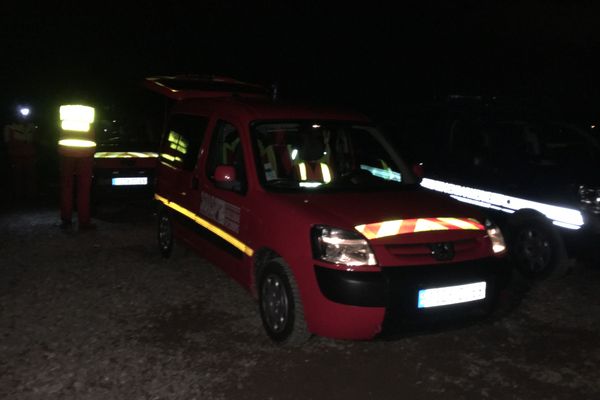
[147,75,509,344]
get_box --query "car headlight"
[312,225,377,266]
[485,219,506,254]
[579,185,600,214]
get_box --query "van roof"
[171,96,371,124]
[144,75,370,123]
[144,75,271,101]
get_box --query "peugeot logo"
[429,242,455,261]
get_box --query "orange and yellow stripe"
[355,217,484,240]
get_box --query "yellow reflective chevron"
[414,218,449,233]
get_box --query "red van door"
[188,118,254,284]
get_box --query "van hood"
[273,186,487,230]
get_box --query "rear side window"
[160,114,208,171]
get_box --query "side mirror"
[412,163,424,182]
[215,165,236,182]
[214,165,239,191]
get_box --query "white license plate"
[111,177,148,186]
[417,281,486,308]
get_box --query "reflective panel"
[59,105,95,124]
[94,152,159,158]
[421,178,584,230]
[58,139,96,148]
[160,153,183,163]
[61,120,91,132]
[321,163,332,183]
[154,194,254,257]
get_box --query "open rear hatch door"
[143,75,271,101]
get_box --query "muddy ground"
[1,197,599,400]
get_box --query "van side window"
[160,114,208,171]
[206,120,246,193]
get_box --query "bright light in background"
[19,107,30,117]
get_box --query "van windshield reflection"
[252,122,413,191]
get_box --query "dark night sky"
[2,1,600,122]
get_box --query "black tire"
[511,218,569,280]
[157,209,174,258]
[258,258,311,345]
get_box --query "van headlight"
[485,219,506,254]
[312,225,377,266]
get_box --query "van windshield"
[525,122,600,166]
[251,122,414,191]
[473,122,600,168]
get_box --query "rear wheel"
[157,209,174,258]
[258,258,310,345]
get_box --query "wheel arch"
[253,249,312,344]
[251,247,282,298]
[508,208,548,226]
[507,208,565,251]
[507,208,550,233]
[507,208,569,278]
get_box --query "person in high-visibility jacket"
[3,109,37,203]
[58,105,96,230]
[295,130,333,184]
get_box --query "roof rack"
[143,74,271,101]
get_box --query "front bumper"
[315,258,509,334]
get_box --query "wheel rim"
[261,273,289,334]
[158,215,171,251]
[516,227,552,274]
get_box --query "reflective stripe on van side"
[155,194,254,256]
[420,178,584,230]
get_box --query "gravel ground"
[1,199,599,400]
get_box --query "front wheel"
[157,209,174,258]
[511,219,568,280]
[258,258,310,345]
